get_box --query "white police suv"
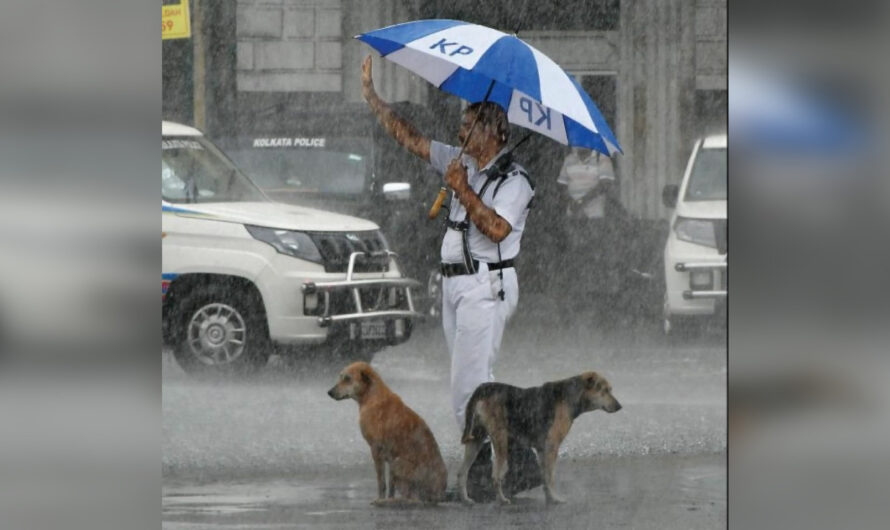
[661,134,727,334]
[162,121,422,374]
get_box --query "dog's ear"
[583,372,601,389]
[564,376,588,416]
[360,368,371,386]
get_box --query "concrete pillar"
[193,0,206,130]
[619,0,696,220]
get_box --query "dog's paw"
[497,496,512,505]
[460,495,475,506]
[545,493,566,505]
[371,498,388,507]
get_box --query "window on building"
[425,0,620,32]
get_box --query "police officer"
[361,55,534,430]
[362,55,540,501]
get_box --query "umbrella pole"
[428,80,497,220]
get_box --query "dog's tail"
[461,391,482,444]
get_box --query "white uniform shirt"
[557,150,615,218]
[430,141,535,264]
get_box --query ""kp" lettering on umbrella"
[429,38,474,57]
[358,20,621,155]
[519,97,552,130]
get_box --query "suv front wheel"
[172,285,270,376]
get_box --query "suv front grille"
[308,230,390,273]
[319,286,409,316]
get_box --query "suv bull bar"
[675,261,727,300]
[301,251,425,327]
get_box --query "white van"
[661,134,727,334]
[162,121,423,374]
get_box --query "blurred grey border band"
[0,1,160,530]
[730,1,890,529]
[1,0,889,528]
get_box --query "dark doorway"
[694,89,728,136]
[162,38,193,125]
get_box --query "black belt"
[446,219,470,231]
[440,259,515,278]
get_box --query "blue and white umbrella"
[356,19,622,156]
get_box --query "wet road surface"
[164,301,726,528]
[163,453,724,529]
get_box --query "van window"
[162,137,266,203]
[685,147,726,201]
[226,137,370,196]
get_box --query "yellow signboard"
[162,0,191,40]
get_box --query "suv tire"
[171,285,270,376]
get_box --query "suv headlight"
[245,225,323,263]
[674,217,717,248]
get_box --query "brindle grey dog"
[457,372,621,504]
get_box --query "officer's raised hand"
[445,159,469,194]
[360,54,430,162]
[361,55,377,104]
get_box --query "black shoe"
[464,441,543,501]
[466,443,496,502]
[443,488,461,503]
[503,441,543,496]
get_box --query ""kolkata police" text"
[252,137,326,148]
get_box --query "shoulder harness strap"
[491,163,535,209]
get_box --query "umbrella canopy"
[356,19,622,156]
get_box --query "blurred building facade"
[163,0,726,220]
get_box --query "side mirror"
[382,182,411,201]
[662,184,679,209]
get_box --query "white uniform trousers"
[442,263,519,428]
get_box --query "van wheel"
[663,297,698,343]
[663,296,673,335]
[280,342,378,370]
[172,285,270,376]
[329,341,379,364]
[421,268,443,326]
[664,314,706,344]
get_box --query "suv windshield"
[162,136,266,203]
[226,137,370,196]
[685,147,726,201]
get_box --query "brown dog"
[328,361,447,505]
[457,371,622,504]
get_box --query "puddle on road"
[163,479,328,517]
[305,509,358,516]
[164,455,726,529]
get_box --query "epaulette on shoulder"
[490,163,535,209]
[508,164,535,190]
